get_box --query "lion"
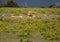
[28,11,33,18]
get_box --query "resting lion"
[28,11,33,17]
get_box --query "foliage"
[0,8,60,15]
[0,17,60,42]
[0,8,60,42]
[4,0,18,7]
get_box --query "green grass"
[0,8,60,15]
[0,32,19,42]
[0,8,60,42]
[0,18,60,42]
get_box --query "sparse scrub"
[0,8,60,15]
[0,8,60,42]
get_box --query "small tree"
[4,0,19,7]
[49,5,54,8]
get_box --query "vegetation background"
[0,0,60,42]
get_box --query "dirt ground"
[1,13,60,20]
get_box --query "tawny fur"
[28,11,33,17]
